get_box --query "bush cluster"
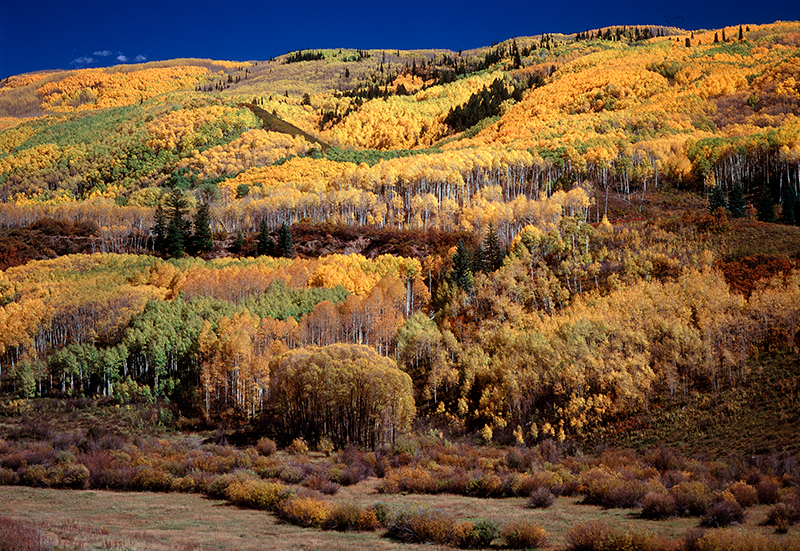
[566,520,673,551]
[0,515,54,551]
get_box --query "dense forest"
[1,20,799,452]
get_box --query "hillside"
[0,20,799,454]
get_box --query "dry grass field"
[0,481,794,550]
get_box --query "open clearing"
[0,481,789,550]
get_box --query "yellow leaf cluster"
[179,129,312,182]
[146,104,257,151]
[37,66,209,111]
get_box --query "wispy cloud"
[70,56,95,67]
[69,50,149,69]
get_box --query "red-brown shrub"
[700,498,744,528]
[641,491,677,519]
[727,481,758,507]
[670,481,713,516]
[0,515,54,551]
[567,520,675,551]
[756,477,779,505]
[255,437,277,457]
[527,487,557,509]
[276,496,331,527]
[501,519,548,549]
[385,507,468,547]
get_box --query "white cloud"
[70,56,95,66]
[117,54,129,62]
[93,50,113,57]
[134,55,147,62]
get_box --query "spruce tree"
[783,185,798,226]
[191,201,214,255]
[257,219,274,256]
[757,186,775,223]
[232,231,244,254]
[480,223,504,272]
[277,222,295,258]
[708,185,727,214]
[449,240,474,291]
[728,183,747,218]
[165,189,190,258]
[152,202,167,255]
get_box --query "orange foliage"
[37,66,209,111]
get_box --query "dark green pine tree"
[165,188,190,258]
[152,201,168,255]
[481,223,504,272]
[708,185,728,214]
[276,222,295,258]
[257,219,274,256]
[757,185,775,223]
[783,185,799,226]
[190,201,214,255]
[728,183,747,218]
[231,231,245,254]
[449,240,474,291]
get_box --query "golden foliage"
[37,66,209,111]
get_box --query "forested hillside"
[1,20,799,450]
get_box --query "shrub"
[317,436,335,457]
[21,465,51,488]
[671,481,713,516]
[726,481,758,507]
[255,437,277,457]
[386,507,467,546]
[59,463,90,489]
[371,502,390,525]
[755,477,779,505]
[603,480,649,509]
[687,528,800,551]
[501,519,548,549]
[661,469,687,489]
[0,468,20,486]
[225,478,288,510]
[566,520,613,551]
[465,470,504,498]
[324,502,363,531]
[0,515,54,551]
[764,502,800,532]
[356,507,381,531]
[132,465,173,492]
[276,496,331,527]
[287,437,309,455]
[567,520,673,551]
[641,491,677,519]
[580,468,620,506]
[455,518,497,549]
[527,487,557,509]
[700,498,744,528]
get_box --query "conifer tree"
[257,219,274,256]
[479,223,504,272]
[783,185,798,226]
[728,183,747,218]
[757,186,775,223]
[277,222,295,258]
[708,185,727,214]
[232,231,244,254]
[191,201,214,255]
[449,240,474,291]
[152,201,167,255]
[165,189,190,258]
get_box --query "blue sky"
[0,0,796,78]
